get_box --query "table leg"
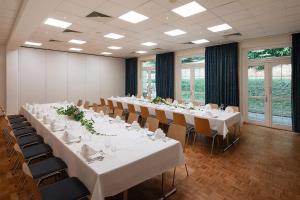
[158,173,177,200]
[223,125,240,152]
[123,190,128,200]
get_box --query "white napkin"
[43,114,50,124]
[50,120,64,132]
[81,144,97,159]
[154,128,165,140]
[131,121,140,129]
[36,111,43,119]
[225,107,234,113]
[188,102,193,107]
[205,104,212,110]
[99,111,104,117]
[172,100,178,105]
[140,96,144,100]
[62,131,73,143]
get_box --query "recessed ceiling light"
[44,18,72,28]
[141,42,157,46]
[208,24,232,32]
[108,46,122,50]
[101,52,112,55]
[24,41,42,46]
[118,11,149,24]
[191,39,210,44]
[164,29,186,36]
[68,39,86,44]
[136,51,147,54]
[69,48,82,51]
[172,1,206,17]
[104,33,124,40]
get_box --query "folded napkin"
[62,131,74,143]
[154,128,166,140]
[81,144,97,159]
[131,121,140,129]
[43,114,51,124]
[172,100,178,105]
[50,120,64,132]
[205,104,212,110]
[36,111,43,119]
[225,107,234,113]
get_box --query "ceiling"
[4,0,300,57]
[0,0,22,45]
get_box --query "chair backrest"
[140,106,149,119]
[194,117,212,136]
[83,101,90,109]
[114,108,123,118]
[92,103,98,112]
[116,102,124,110]
[145,117,159,132]
[127,104,136,113]
[127,113,139,124]
[155,109,168,124]
[192,101,200,107]
[207,103,218,109]
[107,100,114,110]
[225,106,239,113]
[77,99,83,107]
[173,112,187,127]
[100,98,106,106]
[167,124,187,151]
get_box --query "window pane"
[248,47,291,60]
[194,68,205,103]
[181,69,191,101]
[142,60,155,68]
[181,56,205,64]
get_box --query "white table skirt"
[21,104,185,200]
[109,97,241,139]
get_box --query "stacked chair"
[0,106,90,200]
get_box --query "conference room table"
[20,102,185,200]
[109,96,242,140]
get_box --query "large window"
[141,60,156,97]
[180,55,205,103]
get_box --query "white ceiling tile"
[211,1,245,16]
[56,0,92,17]
[111,0,149,9]
[95,1,129,17]
[135,1,168,17]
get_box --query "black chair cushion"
[9,117,27,124]
[14,127,36,137]
[17,135,43,147]
[29,157,67,179]
[39,177,90,200]
[7,115,24,120]
[12,122,31,130]
[22,144,52,160]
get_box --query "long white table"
[109,97,241,139]
[21,103,185,200]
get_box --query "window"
[248,47,291,60]
[141,60,156,97]
[180,55,205,103]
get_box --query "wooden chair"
[167,124,189,186]
[113,108,124,119]
[127,103,136,113]
[155,109,172,132]
[92,103,98,112]
[127,113,139,124]
[140,106,150,126]
[193,117,219,155]
[107,100,115,115]
[100,98,106,107]
[206,103,218,109]
[116,102,124,110]
[77,99,83,107]
[145,117,159,132]
[83,101,90,109]
[173,112,194,142]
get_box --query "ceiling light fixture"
[118,11,148,24]
[108,46,122,50]
[207,24,232,32]
[172,1,206,17]
[69,48,82,51]
[164,29,186,36]
[104,33,124,40]
[136,50,147,54]
[44,18,72,28]
[141,42,157,46]
[101,52,112,55]
[191,39,210,44]
[68,39,86,44]
[24,41,42,46]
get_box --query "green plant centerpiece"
[56,105,96,134]
[150,96,169,105]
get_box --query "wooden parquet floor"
[1,124,300,200]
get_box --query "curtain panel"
[125,57,138,96]
[205,42,239,107]
[155,52,175,99]
[292,33,300,133]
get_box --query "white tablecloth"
[21,103,185,200]
[109,97,241,139]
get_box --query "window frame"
[141,59,156,98]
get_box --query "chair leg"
[210,136,216,155]
[193,133,197,146]
[185,163,189,176]
[172,167,176,187]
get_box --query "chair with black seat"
[9,117,27,124]
[11,121,31,130]
[14,127,37,138]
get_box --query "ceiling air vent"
[49,39,63,42]
[223,32,242,38]
[86,11,113,23]
[151,48,164,51]
[182,42,194,45]
[63,29,82,33]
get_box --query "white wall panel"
[45,50,68,103]
[19,48,46,106]
[67,53,86,102]
[85,55,100,103]
[0,46,5,107]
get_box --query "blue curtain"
[292,33,300,133]
[205,42,239,107]
[155,52,175,98]
[125,57,137,96]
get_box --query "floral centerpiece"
[56,105,96,134]
[150,96,169,105]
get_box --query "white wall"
[0,46,5,107]
[6,47,125,114]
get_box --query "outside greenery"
[181,56,205,64]
[248,47,291,60]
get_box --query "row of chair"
[0,106,90,200]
